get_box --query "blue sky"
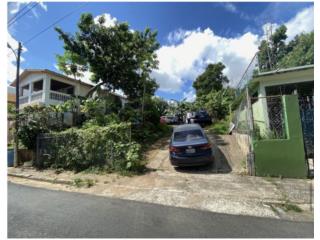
[7,2,314,101]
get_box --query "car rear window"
[174,129,204,142]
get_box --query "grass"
[270,201,303,213]
[206,119,230,135]
[280,201,303,212]
[73,178,96,188]
[264,176,303,213]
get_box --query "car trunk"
[171,139,211,157]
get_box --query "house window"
[20,84,29,97]
[50,79,74,95]
[33,79,43,92]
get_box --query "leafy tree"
[279,31,314,68]
[258,25,287,71]
[8,103,16,119]
[270,25,287,66]
[196,88,234,120]
[55,13,160,100]
[56,50,88,80]
[258,40,272,71]
[193,62,229,97]
[152,96,169,116]
[258,25,313,72]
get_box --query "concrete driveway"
[8,133,313,221]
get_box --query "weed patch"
[73,178,96,188]
[206,119,230,135]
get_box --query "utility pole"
[8,42,22,167]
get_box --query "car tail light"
[169,146,181,153]
[200,143,212,150]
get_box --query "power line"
[8,2,33,25]
[8,2,88,57]
[24,2,88,45]
[8,2,39,27]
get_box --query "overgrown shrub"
[42,123,143,173]
[82,113,120,128]
[17,105,65,150]
[131,122,172,146]
[207,119,230,135]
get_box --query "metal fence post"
[36,135,40,168]
[246,87,255,176]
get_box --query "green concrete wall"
[252,99,268,137]
[253,95,307,178]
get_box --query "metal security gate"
[299,96,314,176]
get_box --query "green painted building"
[248,65,314,178]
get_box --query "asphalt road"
[8,182,313,238]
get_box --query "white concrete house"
[10,69,128,108]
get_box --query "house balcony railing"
[49,90,71,102]
[31,91,43,102]
[19,96,29,105]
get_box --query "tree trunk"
[85,82,105,98]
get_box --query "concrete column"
[42,74,51,105]
[27,84,31,104]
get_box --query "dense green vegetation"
[192,62,235,121]
[258,25,314,72]
[42,123,143,173]
[55,13,159,100]
[206,119,230,135]
[193,62,229,98]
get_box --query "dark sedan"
[169,124,214,167]
[190,110,212,126]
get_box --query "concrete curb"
[8,173,73,185]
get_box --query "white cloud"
[153,28,259,92]
[167,28,195,44]
[285,6,314,42]
[94,13,118,28]
[9,2,48,17]
[183,89,196,102]
[261,6,313,43]
[219,3,251,20]
[154,6,313,93]
[7,33,27,83]
[39,2,48,12]
[223,3,237,13]
[9,2,22,14]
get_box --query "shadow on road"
[174,135,232,175]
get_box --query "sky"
[7,1,314,101]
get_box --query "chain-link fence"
[231,93,287,175]
[232,97,250,134]
[236,53,259,96]
[251,95,287,140]
[233,95,287,140]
